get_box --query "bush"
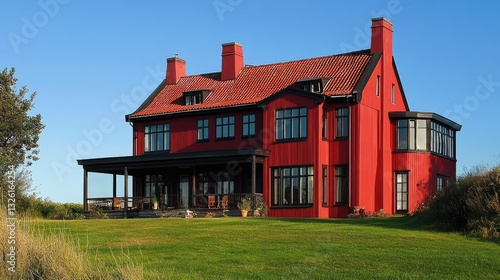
[89,206,109,219]
[415,164,500,239]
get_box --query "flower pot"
[240,210,248,217]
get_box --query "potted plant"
[237,196,252,217]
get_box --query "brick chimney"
[370,17,393,56]
[166,55,186,84]
[221,42,244,81]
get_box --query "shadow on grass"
[270,216,500,245]
[271,216,445,232]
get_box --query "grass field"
[33,217,500,279]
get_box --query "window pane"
[243,123,248,136]
[300,117,307,137]
[158,133,164,150]
[216,126,222,138]
[145,134,150,152]
[249,123,255,136]
[292,118,299,138]
[250,114,255,122]
[284,119,291,139]
[276,119,283,139]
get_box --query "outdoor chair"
[208,195,216,209]
[221,195,229,209]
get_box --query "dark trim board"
[78,148,270,174]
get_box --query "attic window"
[183,90,211,106]
[295,78,330,93]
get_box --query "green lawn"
[33,217,500,279]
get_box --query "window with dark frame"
[216,116,235,139]
[391,84,395,104]
[376,75,380,97]
[430,121,455,159]
[322,165,328,206]
[397,119,428,151]
[395,171,408,213]
[336,108,349,139]
[145,124,170,152]
[242,114,256,137]
[335,165,348,204]
[197,119,209,141]
[183,90,210,106]
[436,175,450,192]
[184,93,202,106]
[271,166,314,207]
[397,119,456,159]
[322,108,328,140]
[275,107,307,141]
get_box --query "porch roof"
[77,148,270,175]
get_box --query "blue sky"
[2,1,500,203]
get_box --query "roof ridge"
[177,49,371,79]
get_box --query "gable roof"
[128,50,374,120]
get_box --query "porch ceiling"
[77,148,269,175]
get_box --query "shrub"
[89,206,109,219]
[255,196,269,217]
[415,164,500,239]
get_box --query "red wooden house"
[78,18,461,218]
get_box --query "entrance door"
[179,176,190,208]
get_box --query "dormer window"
[183,90,211,106]
[295,77,330,94]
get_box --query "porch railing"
[86,193,263,211]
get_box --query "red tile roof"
[129,50,373,118]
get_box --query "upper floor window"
[197,119,209,141]
[242,114,256,137]
[336,108,349,138]
[216,116,235,139]
[276,107,307,141]
[145,124,170,152]
[376,75,380,97]
[271,166,313,207]
[430,121,455,159]
[183,90,210,106]
[397,119,428,151]
[295,77,329,93]
[322,109,328,140]
[391,84,395,104]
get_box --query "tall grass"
[0,211,143,279]
[416,164,500,239]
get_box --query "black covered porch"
[77,148,269,218]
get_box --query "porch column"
[83,168,88,212]
[112,174,117,198]
[251,155,256,209]
[124,167,128,218]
